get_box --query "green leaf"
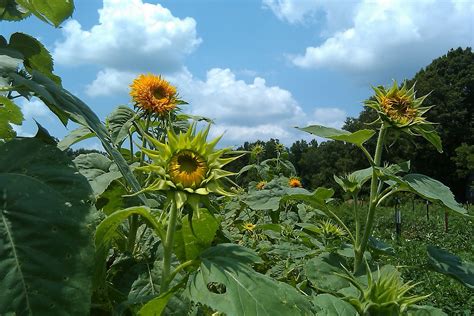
[73,153,124,197]
[15,0,74,27]
[305,253,350,292]
[408,305,448,315]
[368,236,395,256]
[8,32,60,84]
[7,71,147,206]
[312,294,357,315]
[411,124,443,153]
[187,244,313,315]
[0,96,23,139]
[0,47,23,73]
[0,0,31,21]
[57,125,95,150]
[0,138,95,315]
[282,187,334,211]
[243,176,308,211]
[106,105,136,146]
[400,174,467,215]
[298,125,376,146]
[427,246,474,289]
[94,206,164,289]
[174,208,219,262]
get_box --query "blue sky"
[2,0,473,149]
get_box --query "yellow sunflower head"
[243,222,256,231]
[288,177,302,188]
[138,123,241,202]
[365,81,432,128]
[256,181,267,190]
[130,74,179,116]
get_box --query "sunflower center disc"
[178,153,199,173]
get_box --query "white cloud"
[85,68,137,97]
[262,0,358,31]
[291,0,474,76]
[309,107,347,129]
[20,98,50,119]
[54,0,201,73]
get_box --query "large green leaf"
[174,208,219,262]
[0,96,23,139]
[312,294,357,315]
[106,105,136,146]
[16,0,74,27]
[398,174,467,215]
[427,246,474,289]
[0,138,95,315]
[8,32,60,83]
[0,0,31,21]
[94,206,164,289]
[57,125,95,150]
[187,244,313,315]
[298,125,376,146]
[282,187,334,211]
[73,153,124,197]
[243,176,308,211]
[7,71,147,205]
[305,253,350,292]
[411,124,443,153]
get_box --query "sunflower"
[130,74,178,116]
[256,180,267,190]
[365,81,432,128]
[243,222,256,231]
[288,177,302,188]
[137,123,241,209]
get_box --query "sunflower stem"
[161,199,179,293]
[354,124,387,272]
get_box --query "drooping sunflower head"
[288,177,302,188]
[365,81,432,128]
[316,219,346,240]
[130,74,179,116]
[256,180,267,190]
[139,123,241,197]
[251,144,265,158]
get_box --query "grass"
[336,200,474,315]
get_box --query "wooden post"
[444,210,449,233]
[395,198,401,239]
[426,200,429,221]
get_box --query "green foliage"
[312,294,358,315]
[427,246,474,289]
[0,95,23,139]
[298,125,376,146]
[0,138,95,315]
[187,244,314,315]
[0,0,74,26]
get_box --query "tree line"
[228,48,474,202]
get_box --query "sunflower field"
[1,2,473,316]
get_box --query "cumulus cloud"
[20,98,50,119]
[85,68,137,97]
[290,0,474,76]
[54,0,201,73]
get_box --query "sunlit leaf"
[187,244,313,315]
[298,125,376,146]
[411,124,443,153]
[58,126,95,150]
[8,32,60,83]
[0,138,95,314]
[427,246,474,289]
[15,0,74,27]
[0,0,31,21]
[106,105,136,146]
[312,294,357,315]
[305,252,350,292]
[0,96,23,139]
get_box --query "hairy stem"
[160,200,179,293]
[354,124,387,272]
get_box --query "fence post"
[395,198,401,239]
[425,200,430,221]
